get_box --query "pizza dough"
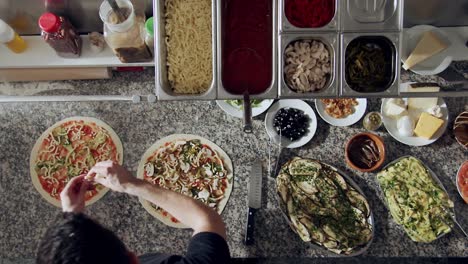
[137,134,234,228]
[30,117,123,207]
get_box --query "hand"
[60,175,91,213]
[86,161,140,193]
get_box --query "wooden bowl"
[345,132,386,173]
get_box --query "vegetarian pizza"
[30,117,123,207]
[137,134,233,228]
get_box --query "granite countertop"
[1,62,468,262]
[0,85,467,262]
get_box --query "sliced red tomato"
[171,217,179,223]
[457,161,468,204]
[82,125,92,135]
[91,149,99,157]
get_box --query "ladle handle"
[243,93,253,133]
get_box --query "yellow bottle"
[0,19,27,53]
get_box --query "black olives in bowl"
[273,108,309,141]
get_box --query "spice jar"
[99,0,152,63]
[0,19,27,53]
[38,13,82,58]
[363,112,382,131]
[144,17,154,56]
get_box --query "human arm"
[86,161,227,239]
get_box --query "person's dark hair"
[36,212,132,264]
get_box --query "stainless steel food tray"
[216,0,278,100]
[155,0,217,100]
[340,0,403,32]
[275,159,375,257]
[376,155,456,242]
[279,33,339,98]
[279,0,340,32]
[340,32,401,97]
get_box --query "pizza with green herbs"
[137,134,233,228]
[30,117,123,207]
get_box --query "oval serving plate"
[376,155,456,242]
[275,158,375,256]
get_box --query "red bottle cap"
[38,13,61,33]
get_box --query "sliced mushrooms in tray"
[276,157,373,255]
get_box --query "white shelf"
[0,35,155,68]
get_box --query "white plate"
[264,99,317,149]
[216,99,274,118]
[401,25,453,75]
[315,98,367,127]
[381,98,449,146]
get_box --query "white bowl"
[315,98,367,127]
[216,99,274,118]
[264,99,317,149]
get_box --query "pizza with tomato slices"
[30,117,123,207]
[137,134,233,228]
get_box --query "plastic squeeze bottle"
[0,19,27,53]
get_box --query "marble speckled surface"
[0,94,467,260]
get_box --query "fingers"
[79,178,90,197]
[86,166,109,180]
[62,175,86,194]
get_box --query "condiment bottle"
[99,0,152,63]
[0,19,27,53]
[38,13,82,58]
[144,17,154,56]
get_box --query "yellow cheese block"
[414,112,445,139]
[403,31,448,70]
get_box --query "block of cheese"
[403,31,448,70]
[385,100,407,119]
[408,97,439,111]
[414,112,445,139]
[408,83,440,93]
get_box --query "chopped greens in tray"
[377,156,454,243]
[276,157,373,255]
[225,99,263,109]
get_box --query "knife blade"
[244,160,262,245]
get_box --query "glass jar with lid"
[99,0,152,63]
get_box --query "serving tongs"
[243,92,253,133]
[439,207,468,238]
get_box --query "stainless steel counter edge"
[216,0,279,100]
[0,95,137,102]
[155,0,217,101]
